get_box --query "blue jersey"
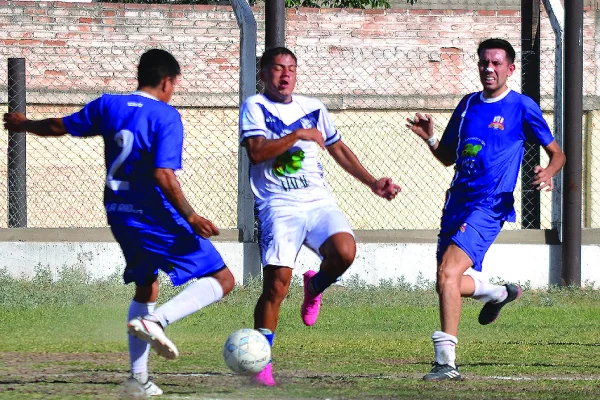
[63,91,190,233]
[440,89,554,222]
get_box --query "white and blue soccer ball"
[223,328,271,374]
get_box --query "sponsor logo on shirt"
[488,115,504,130]
[127,102,144,108]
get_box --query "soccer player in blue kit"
[407,38,565,381]
[3,49,235,396]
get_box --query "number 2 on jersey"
[106,129,133,191]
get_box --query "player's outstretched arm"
[243,128,324,165]
[531,140,566,191]
[327,140,400,201]
[3,112,67,137]
[154,168,220,238]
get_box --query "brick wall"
[0,2,597,105]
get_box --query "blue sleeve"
[522,97,554,147]
[155,110,184,170]
[439,95,470,152]
[62,96,103,137]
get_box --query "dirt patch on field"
[2,352,600,400]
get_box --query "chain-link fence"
[0,2,596,231]
[1,42,242,228]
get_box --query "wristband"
[425,136,437,147]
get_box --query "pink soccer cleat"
[254,362,277,386]
[301,270,322,326]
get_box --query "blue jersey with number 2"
[63,91,189,232]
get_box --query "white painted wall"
[1,241,598,289]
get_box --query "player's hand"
[406,113,434,141]
[295,128,325,150]
[531,165,553,191]
[371,177,401,201]
[3,112,27,132]
[188,213,220,238]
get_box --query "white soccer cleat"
[121,377,164,398]
[142,379,163,397]
[127,317,179,360]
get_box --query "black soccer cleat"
[423,362,463,382]
[478,283,521,325]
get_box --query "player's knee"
[217,268,236,296]
[327,241,356,270]
[437,263,462,290]
[264,279,290,302]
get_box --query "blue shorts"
[111,225,226,286]
[436,209,504,271]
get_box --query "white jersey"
[239,94,341,210]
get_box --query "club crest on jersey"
[460,223,467,233]
[488,115,505,130]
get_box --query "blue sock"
[309,271,338,295]
[257,328,274,363]
[258,328,275,347]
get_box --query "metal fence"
[0,2,595,232]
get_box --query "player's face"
[478,48,515,98]
[261,54,297,103]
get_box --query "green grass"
[1,267,600,399]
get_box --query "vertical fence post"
[542,0,565,286]
[521,0,541,229]
[231,0,260,284]
[265,0,285,49]
[562,0,583,287]
[7,58,27,228]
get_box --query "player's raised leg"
[302,232,356,326]
[253,266,293,386]
[131,267,235,359]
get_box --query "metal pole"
[562,0,583,286]
[265,0,285,49]
[231,0,261,282]
[521,0,541,229]
[7,58,27,228]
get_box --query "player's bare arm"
[327,140,401,201]
[243,127,325,164]
[406,112,455,166]
[154,168,219,238]
[532,140,566,191]
[3,113,67,137]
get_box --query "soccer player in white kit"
[239,46,401,386]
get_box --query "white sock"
[471,275,507,303]
[128,300,156,381]
[432,330,458,368]
[149,277,224,328]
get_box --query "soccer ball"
[223,328,271,374]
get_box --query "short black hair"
[259,47,297,70]
[137,49,181,88]
[477,38,516,64]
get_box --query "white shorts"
[257,201,354,268]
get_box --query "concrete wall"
[1,228,599,288]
